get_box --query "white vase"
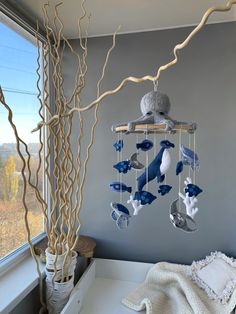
[45,249,77,314]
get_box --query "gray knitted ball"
[140,91,171,116]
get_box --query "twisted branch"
[32,0,236,132]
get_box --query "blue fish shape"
[136,139,153,151]
[137,140,175,191]
[113,140,123,152]
[134,191,157,205]
[113,160,131,174]
[176,161,184,175]
[158,185,172,196]
[185,184,203,197]
[110,182,132,193]
[110,202,130,229]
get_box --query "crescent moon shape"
[170,199,179,214]
[170,199,198,233]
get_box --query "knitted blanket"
[122,262,236,314]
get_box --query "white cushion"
[189,252,236,304]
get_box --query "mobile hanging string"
[120,132,123,204]
[135,133,139,191]
[153,131,157,159]
[188,132,191,179]
[145,128,149,192]
[153,79,158,92]
[178,128,182,210]
[117,132,120,183]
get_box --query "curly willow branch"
[0,88,47,312]
[32,0,236,132]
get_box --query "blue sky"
[0,21,40,144]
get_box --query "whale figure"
[137,140,174,191]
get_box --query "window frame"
[0,4,50,274]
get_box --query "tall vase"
[45,248,77,314]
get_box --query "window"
[0,12,45,261]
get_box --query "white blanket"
[122,262,236,314]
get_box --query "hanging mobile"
[111,78,201,231]
[112,80,196,134]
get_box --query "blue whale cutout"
[137,140,175,191]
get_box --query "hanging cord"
[164,133,167,185]
[135,133,138,191]
[153,79,158,92]
[178,129,182,210]
[188,133,191,179]
[153,133,157,158]
[117,132,120,183]
[145,130,149,191]
[120,132,123,203]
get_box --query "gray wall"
[63,22,236,265]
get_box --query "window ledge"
[0,255,45,313]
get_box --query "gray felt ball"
[140,91,171,116]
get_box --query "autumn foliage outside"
[0,146,43,259]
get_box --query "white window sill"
[0,252,45,314]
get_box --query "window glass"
[0,15,44,259]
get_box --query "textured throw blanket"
[122,262,236,314]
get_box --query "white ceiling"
[9,0,236,38]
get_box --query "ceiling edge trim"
[68,18,236,40]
